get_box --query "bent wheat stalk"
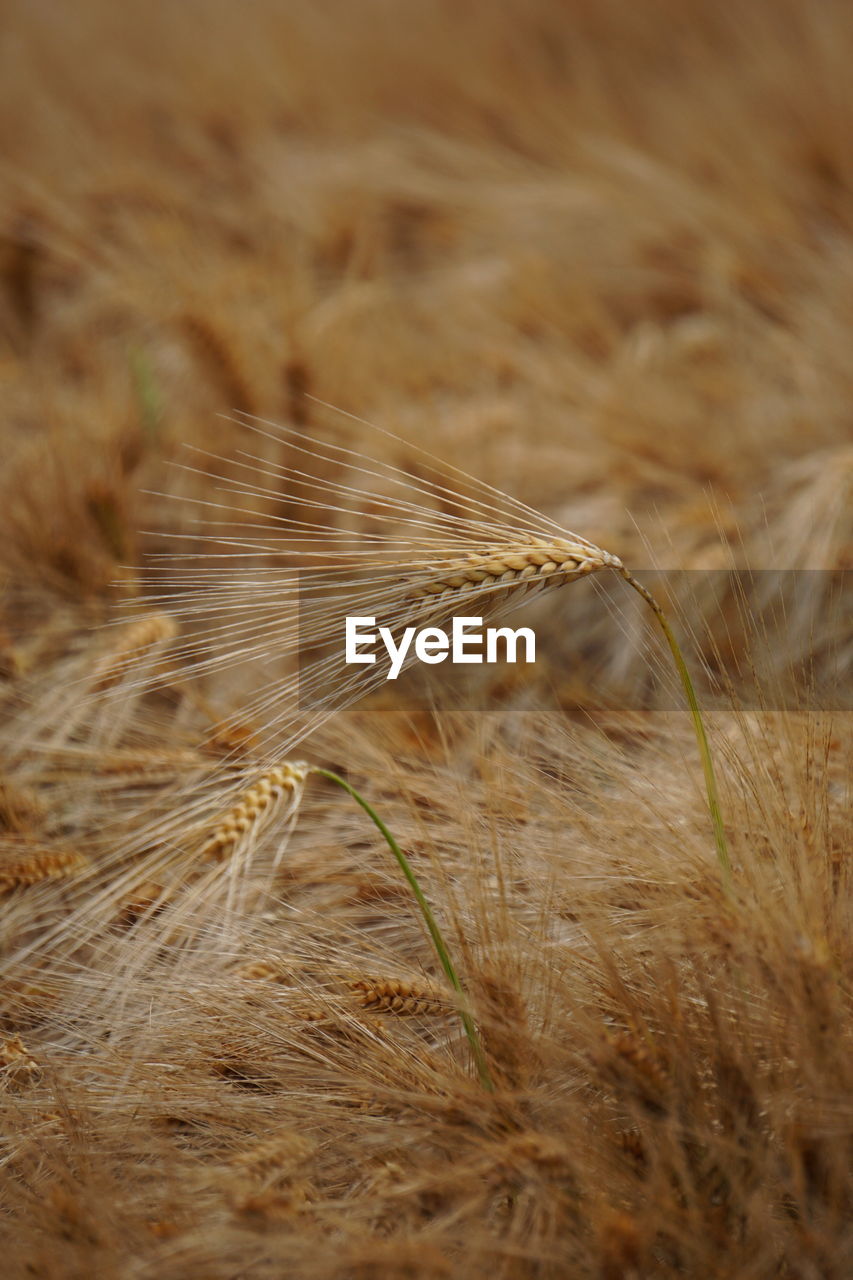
[617,568,731,882]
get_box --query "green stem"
[312,767,494,1091]
[620,569,732,884]
[128,345,162,444]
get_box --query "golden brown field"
[1,2,851,1276]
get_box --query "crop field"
[0,3,851,1276]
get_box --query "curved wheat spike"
[198,761,309,863]
[406,538,622,604]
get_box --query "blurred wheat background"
[0,2,851,1277]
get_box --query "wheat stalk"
[310,765,494,1089]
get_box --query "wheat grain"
[199,761,309,861]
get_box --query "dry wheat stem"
[618,567,731,882]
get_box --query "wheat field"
[1,2,851,1277]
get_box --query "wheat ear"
[93,612,177,690]
[408,538,622,602]
[0,1034,41,1090]
[344,976,454,1016]
[228,1130,313,1182]
[0,845,88,894]
[199,762,309,862]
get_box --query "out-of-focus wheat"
[93,612,177,690]
[0,842,88,894]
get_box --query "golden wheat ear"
[198,762,309,864]
[406,537,622,602]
